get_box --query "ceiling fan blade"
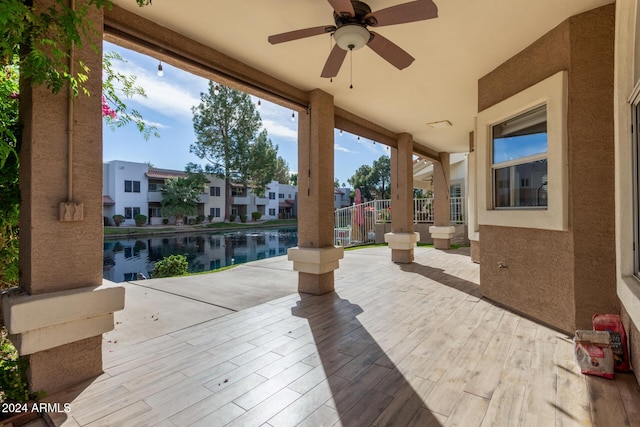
[321,44,348,78]
[367,32,415,70]
[268,25,336,44]
[327,0,355,17]
[366,0,438,27]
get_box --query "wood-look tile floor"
[46,247,640,426]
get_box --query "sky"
[102,41,390,187]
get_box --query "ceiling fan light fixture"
[333,25,370,51]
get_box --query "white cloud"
[335,143,354,153]
[142,119,169,129]
[262,119,297,140]
[106,55,206,120]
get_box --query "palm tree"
[161,177,201,225]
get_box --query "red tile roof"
[103,195,115,206]
[145,168,187,179]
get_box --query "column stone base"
[429,226,456,249]
[288,247,344,295]
[385,232,420,264]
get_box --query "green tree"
[289,173,298,186]
[371,155,391,199]
[0,61,20,289]
[102,51,159,140]
[161,173,205,225]
[348,164,375,200]
[191,83,268,220]
[248,130,278,196]
[274,156,291,184]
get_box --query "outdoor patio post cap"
[429,225,456,239]
[288,246,345,274]
[384,232,420,250]
[2,283,125,335]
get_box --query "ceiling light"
[157,61,163,77]
[291,111,295,121]
[333,25,370,51]
[426,120,452,129]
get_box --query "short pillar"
[431,152,454,249]
[293,89,342,294]
[385,133,418,263]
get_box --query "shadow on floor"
[292,292,443,426]
[399,262,481,299]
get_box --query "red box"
[593,314,631,372]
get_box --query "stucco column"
[288,89,343,294]
[384,133,419,263]
[430,152,454,249]
[1,0,124,395]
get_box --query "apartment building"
[103,161,297,224]
[102,160,226,225]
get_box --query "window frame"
[490,105,549,210]
[475,71,568,231]
[124,180,141,193]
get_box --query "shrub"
[151,255,188,278]
[188,217,196,225]
[229,214,236,222]
[134,214,147,227]
[251,211,262,221]
[240,215,247,223]
[207,215,213,223]
[196,214,205,224]
[112,214,125,226]
[162,218,169,225]
[1,328,31,404]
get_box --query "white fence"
[334,197,465,247]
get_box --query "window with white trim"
[210,186,221,197]
[124,207,140,219]
[209,207,221,218]
[492,105,548,208]
[124,180,140,193]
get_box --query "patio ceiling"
[110,0,612,155]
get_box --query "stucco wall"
[477,4,616,332]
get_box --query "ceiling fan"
[267,0,438,78]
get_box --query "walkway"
[44,247,640,426]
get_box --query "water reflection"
[103,228,298,283]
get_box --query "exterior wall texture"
[477,4,617,332]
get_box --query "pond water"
[103,227,298,283]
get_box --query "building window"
[279,193,284,199]
[210,207,221,218]
[269,208,276,216]
[210,259,221,270]
[269,192,276,200]
[124,180,141,193]
[124,207,140,219]
[491,105,548,208]
[148,182,161,192]
[210,186,221,197]
[149,207,162,218]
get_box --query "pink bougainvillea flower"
[9,92,19,99]
[101,95,117,119]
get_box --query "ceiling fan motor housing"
[332,1,375,50]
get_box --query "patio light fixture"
[291,111,295,121]
[157,61,163,77]
[333,25,370,51]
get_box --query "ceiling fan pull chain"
[349,48,353,89]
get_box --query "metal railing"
[334,197,465,247]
